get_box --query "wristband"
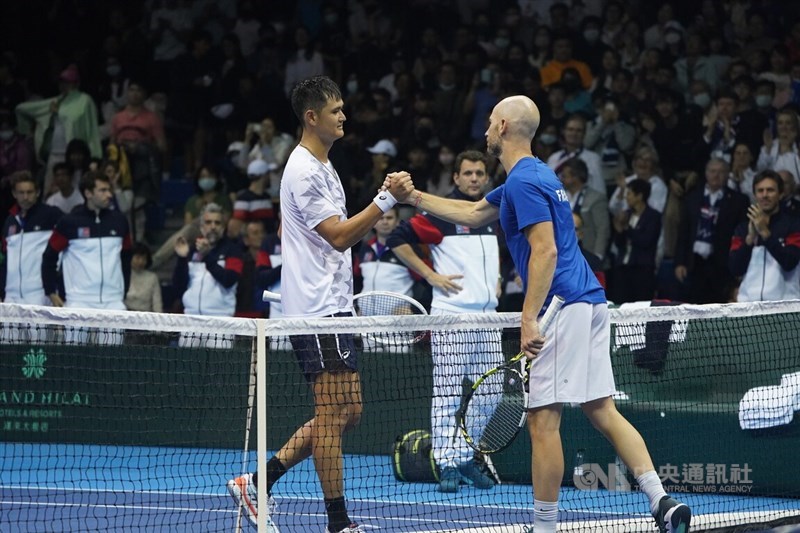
[413,191,423,208]
[373,190,397,213]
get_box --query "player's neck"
[298,134,331,163]
[499,145,534,174]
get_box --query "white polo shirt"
[279,145,354,317]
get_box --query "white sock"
[637,470,668,515]
[533,499,558,533]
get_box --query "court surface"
[2,443,799,532]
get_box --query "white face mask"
[198,177,217,191]
[693,93,711,109]
[583,29,600,43]
[755,94,773,108]
[539,133,558,145]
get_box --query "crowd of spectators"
[3,0,800,316]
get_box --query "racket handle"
[262,290,281,303]
[538,295,564,334]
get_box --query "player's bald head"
[494,95,540,141]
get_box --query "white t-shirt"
[279,146,354,317]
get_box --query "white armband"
[372,190,397,213]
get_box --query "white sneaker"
[226,473,280,532]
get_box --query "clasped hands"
[381,171,417,203]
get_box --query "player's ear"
[304,108,317,126]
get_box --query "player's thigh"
[290,332,360,384]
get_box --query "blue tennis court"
[2,443,799,532]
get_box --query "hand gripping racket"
[458,295,565,454]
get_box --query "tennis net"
[1,300,799,532]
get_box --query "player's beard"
[487,138,502,158]
[204,229,220,245]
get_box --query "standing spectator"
[387,150,500,494]
[239,117,295,200]
[703,89,767,164]
[283,26,325,98]
[757,109,800,178]
[110,80,166,240]
[172,202,242,322]
[674,158,748,303]
[228,159,276,238]
[609,146,668,216]
[255,220,283,320]
[557,158,610,268]
[124,242,162,313]
[728,143,757,202]
[610,179,662,304]
[0,110,32,217]
[730,170,800,302]
[646,90,704,177]
[15,65,101,193]
[235,220,268,318]
[584,96,636,188]
[42,171,132,345]
[674,34,719,101]
[431,62,467,148]
[546,114,606,197]
[540,36,593,91]
[45,163,84,214]
[167,30,217,178]
[352,139,399,212]
[102,159,134,224]
[1,171,62,306]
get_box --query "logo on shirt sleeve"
[456,225,471,234]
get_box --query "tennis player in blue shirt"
[388,95,691,533]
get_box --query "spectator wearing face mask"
[183,165,233,226]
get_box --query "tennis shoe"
[438,466,460,493]
[458,461,495,489]
[226,473,280,532]
[326,524,366,532]
[653,496,691,533]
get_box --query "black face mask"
[416,127,433,142]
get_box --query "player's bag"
[392,429,438,482]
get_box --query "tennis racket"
[458,295,565,455]
[353,290,428,345]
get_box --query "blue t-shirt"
[486,157,605,308]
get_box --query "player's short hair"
[627,178,651,203]
[454,150,488,174]
[290,76,342,125]
[79,170,110,195]
[752,169,783,194]
[10,170,37,191]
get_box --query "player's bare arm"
[520,221,557,359]
[388,171,499,227]
[316,174,414,252]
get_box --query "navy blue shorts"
[290,313,359,383]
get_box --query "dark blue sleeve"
[172,254,190,297]
[728,221,752,277]
[386,220,420,249]
[204,242,242,289]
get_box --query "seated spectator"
[125,242,162,312]
[102,159,134,222]
[228,159,276,239]
[183,165,233,226]
[355,206,418,298]
[238,117,294,199]
[45,162,83,214]
[560,67,594,117]
[730,170,800,302]
[353,139,399,212]
[610,179,661,304]
[779,169,800,214]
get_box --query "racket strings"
[463,368,527,453]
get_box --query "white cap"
[227,141,245,154]
[247,159,276,176]
[366,139,397,157]
[210,103,234,119]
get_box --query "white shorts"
[528,302,616,409]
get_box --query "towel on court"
[738,384,796,430]
[781,371,800,411]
